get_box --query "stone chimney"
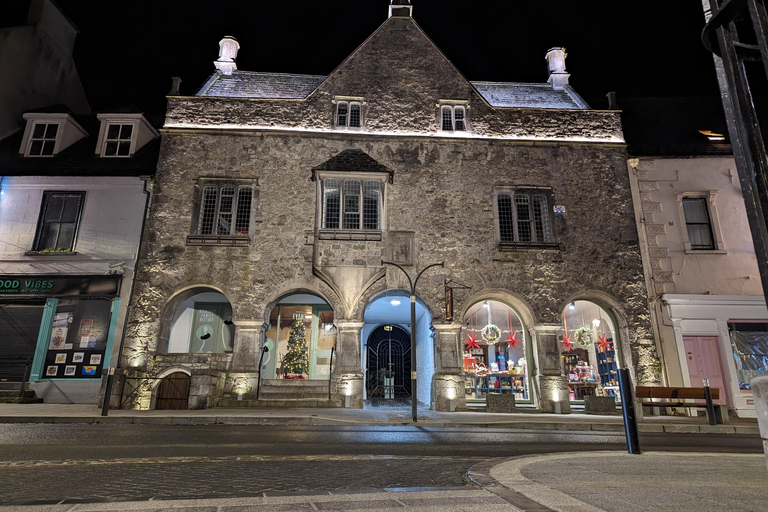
[545,47,570,90]
[214,36,240,75]
[389,0,412,18]
[168,77,182,96]
[606,91,619,109]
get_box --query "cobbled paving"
[0,455,485,505]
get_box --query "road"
[0,424,762,506]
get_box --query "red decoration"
[597,335,612,351]
[506,331,520,349]
[465,334,480,351]
[561,334,574,352]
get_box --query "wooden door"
[155,372,190,410]
[683,336,728,406]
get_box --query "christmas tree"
[282,317,309,378]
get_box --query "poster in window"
[79,319,93,336]
[64,365,76,376]
[46,366,58,377]
[89,354,102,365]
[49,327,68,349]
[72,352,84,363]
[81,366,97,376]
[189,303,232,353]
[55,353,67,364]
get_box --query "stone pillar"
[432,323,465,411]
[532,324,570,413]
[332,320,364,408]
[751,375,768,471]
[230,320,260,372]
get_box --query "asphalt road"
[0,424,762,506]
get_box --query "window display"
[728,322,768,392]
[462,300,530,401]
[561,301,620,401]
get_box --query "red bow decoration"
[465,334,480,351]
[561,334,574,352]
[506,331,520,349]
[597,335,612,351]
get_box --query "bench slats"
[636,386,719,401]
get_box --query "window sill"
[318,230,382,241]
[685,249,727,255]
[25,250,77,256]
[186,235,251,246]
[497,242,560,253]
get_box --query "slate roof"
[470,82,590,110]
[620,97,732,157]
[312,149,393,180]
[0,114,160,177]
[198,71,326,99]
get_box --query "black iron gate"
[366,325,411,398]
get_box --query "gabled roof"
[312,149,393,178]
[198,71,326,99]
[471,82,589,110]
[620,97,732,157]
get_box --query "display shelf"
[464,373,528,400]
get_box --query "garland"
[574,326,593,346]
[481,324,501,344]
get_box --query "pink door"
[683,336,729,407]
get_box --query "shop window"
[26,122,59,157]
[33,191,85,252]
[167,293,234,354]
[263,296,336,380]
[317,174,385,240]
[728,322,768,393]
[462,300,530,403]
[561,300,621,401]
[496,188,556,249]
[336,101,362,129]
[101,123,134,157]
[187,181,254,246]
[440,104,467,132]
[43,298,112,379]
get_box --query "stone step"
[0,389,37,399]
[260,379,330,391]
[217,398,340,408]
[0,382,26,390]
[258,391,330,400]
[0,397,44,404]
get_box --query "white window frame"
[25,121,60,157]
[100,122,136,157]
[33,191,86,252]
[315,171,387,240]
[438,102,468,132]
[676,191,726,253]
[333,97,364,131]
[494,187,556,247]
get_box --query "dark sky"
[51,0,720,115]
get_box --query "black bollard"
[255,345,269,400]
[703,379,717,425]
[101,367,115,416]
[618,368,641,454]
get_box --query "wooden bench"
[635,386,728,424]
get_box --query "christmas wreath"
[481,324,501,344]
[574,327,594,346]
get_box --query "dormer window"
[334,98,363,130]
[441,105,466,132]
[28,123,59,156]
[102,123,134,157]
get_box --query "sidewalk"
[0,402,761,434]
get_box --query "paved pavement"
[0,404,765,511]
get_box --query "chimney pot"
[389,0,412,18]
[606,91,619,109]
[214,36,240,75]
[169,77,182,96]
[545,47,570,90]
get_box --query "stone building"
[121,1,655,412]
[623,96,768,418]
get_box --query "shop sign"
[0,275,121,296]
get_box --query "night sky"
[48,1,720,115]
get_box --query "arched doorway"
[164,290,234,354]
[155,372,191,410]
[366,325,411,399]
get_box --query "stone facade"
[122,6,654,411]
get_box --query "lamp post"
[382,260,444,422]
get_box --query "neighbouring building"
[121,1,656,412]
[623,96,768,418]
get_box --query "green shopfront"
[0,275,121,393]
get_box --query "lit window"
[496,189,555,247]
[336,101,362,128]
[27,123,59,157]
[34,191,85,251]
[198,185,253,236]
[683,197,715,250]
[102,124,134,157]
[323,179,380,230]
[441,105,466,132]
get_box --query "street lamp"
[381,260,444,422]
